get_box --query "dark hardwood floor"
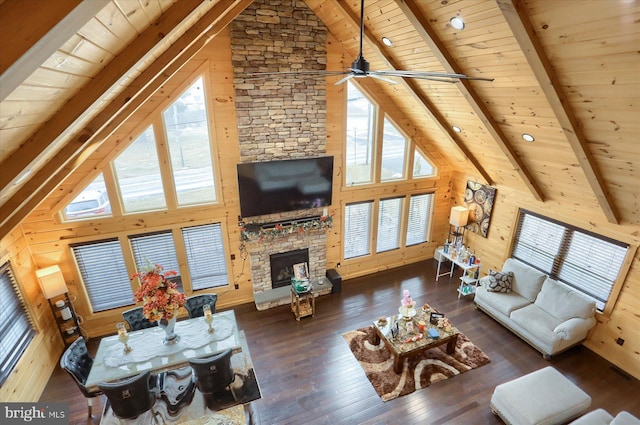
[40,260,640,424]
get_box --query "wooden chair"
[122,306,156,330]
[184,294,218,318]
[59,337,102,417]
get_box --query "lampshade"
[36,265,68,299]
[449,206,469,227]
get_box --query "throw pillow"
[486,270,514,293]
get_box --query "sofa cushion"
[503,258,547,302]
[487,270,514,293]
[611,411,640,425]
[476,286,531,316]
[569,408,613,424]
[511,304,563,348]
[535,278,596,321]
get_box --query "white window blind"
[130,231,183,292]
[344,202,372,259]
[182,224,228,290]
[377,197,402,252]
[0,262,35,386]
[406,193,432,246]
[72,239,134,312]
[513,210,628,311]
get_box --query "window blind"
[130,231,183,292]
[182,224,228,290]
[512,210,628,311]
[377,197,402,252]
[0,262,35,386]
[344,202,372,259]
[72,239,134,312]
[406,193,432,246]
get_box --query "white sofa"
[570,409,640,424]
[475,258,597,358]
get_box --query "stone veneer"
[230,0,330,309]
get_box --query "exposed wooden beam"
[497,0,620,224]
[0,0,106,100]
[0,0,252,238]
[331,0,493,186]
[395,0,545,202]
[0,0,204,195]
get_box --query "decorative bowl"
[291,278,311,293]
[399,306,417,319]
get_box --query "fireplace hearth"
[270,249,309,288]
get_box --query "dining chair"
[98,370,161,423]
[188,348,236,408]
[184,294,218,318]
[122,306,157,331]
[59,337,102,418]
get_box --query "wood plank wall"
[451,174,640,380]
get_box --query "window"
[344,202,372,259]
[114,126,166,213]
[380,118,407,181]
[345,82,375,185]
[377,197,403,252]
[163,77,216,206]
[412,149,435,178]
[63,174,111,221]
[130,231,183,292]
[0,262,35,386]
[182,224,228,290]
[406,193,433,246]
[512,210,628,311]
[72,239,134,312]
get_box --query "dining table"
[85,310,242,392]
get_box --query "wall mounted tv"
[237,156,334,218]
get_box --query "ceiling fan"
[244,0,494,86]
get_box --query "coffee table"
[371,307,459,374]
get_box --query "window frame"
[511,209,631,314]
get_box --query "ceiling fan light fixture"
[450,16,465,30]
[382,37,393,47]
[522,133,535,142]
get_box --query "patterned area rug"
[343,326,490,402]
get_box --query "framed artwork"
[464,180,497,238]
[293,262,309,280]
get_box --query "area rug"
[343,326,490,402]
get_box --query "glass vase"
[158,315,180,345]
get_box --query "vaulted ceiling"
[1,0,638,238]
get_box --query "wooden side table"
[291,287,315,320]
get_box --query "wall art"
[464,181,496,238]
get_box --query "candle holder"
[203,304,214,334]
[116,322,132,354]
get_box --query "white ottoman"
[491,366,592,425]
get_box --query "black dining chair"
[59,337,102,418]
[188,348,236,408]
[99,371,160,423]
[184,294,218,318]
[122,306,157,331]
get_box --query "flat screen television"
[237,156,333,218]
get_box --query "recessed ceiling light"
[382,37,393,47]
[452,126,462,133]
[522,133,535,142]
[450,17,465,30]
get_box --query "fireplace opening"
[270,248,309,288]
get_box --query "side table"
[435,248,481,298]
[291,287,315,320]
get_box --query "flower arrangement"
[131,264,185,322]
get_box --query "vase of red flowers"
[132,263,186,345]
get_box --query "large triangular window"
[62,174,112,221]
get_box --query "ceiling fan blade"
[367,73,398,85]
[334,74,355,86]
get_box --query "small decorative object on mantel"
[132,263,186,345]
[399,289,416,319]
[240,214,333,243]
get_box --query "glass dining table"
[85,310,243,392]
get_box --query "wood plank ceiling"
[1,0,638,238]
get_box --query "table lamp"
[449,206,469,246]
[36,265,68,299]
